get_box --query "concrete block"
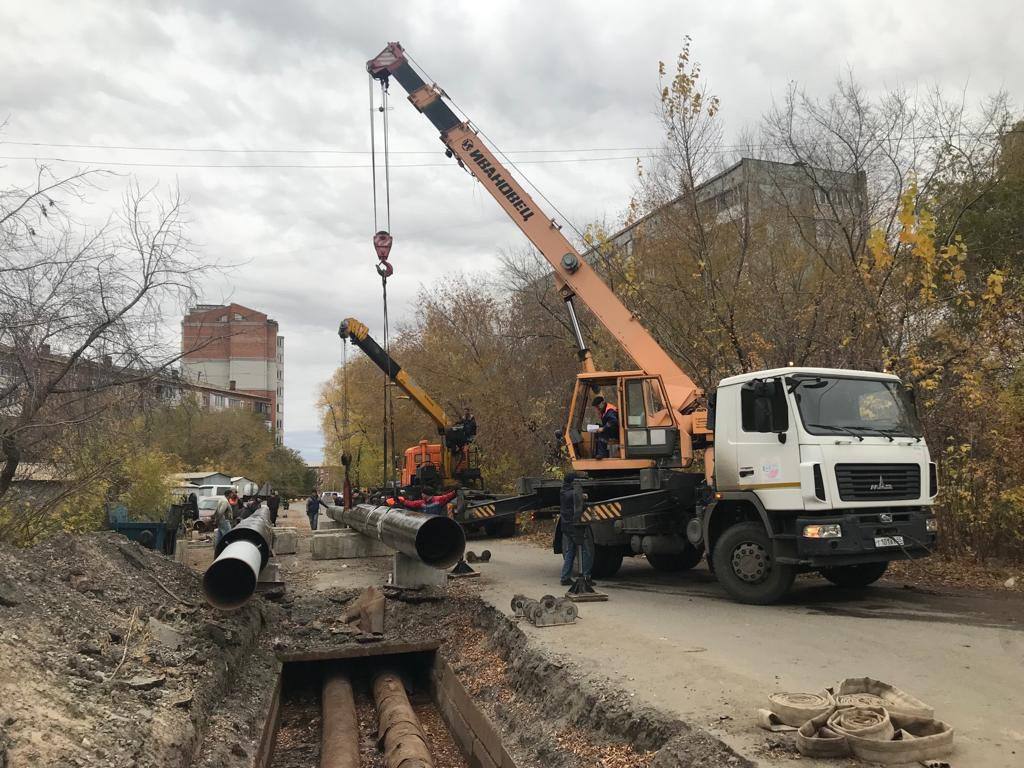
[462,691,502,763]
[311,530,394,560]
[258,560,281,583]
[471,738,498,768]
[392,553,447,588]
[272,527,298,555]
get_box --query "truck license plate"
[874,536,904,548]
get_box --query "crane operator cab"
[566,371,682,469]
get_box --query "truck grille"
[834,464,921,501]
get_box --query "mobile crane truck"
[367,42,939,603]
[340,317,539,537]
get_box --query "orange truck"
[366,42,939,603]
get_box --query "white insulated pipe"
[202,507,275,610]
[203,540,263,610]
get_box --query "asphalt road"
[473,539,1024,767]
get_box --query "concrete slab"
[316,517,344,531]
[311,530,394,560]
[392,553,446,588]
[272,527,298,555]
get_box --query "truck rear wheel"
[646,544,704,572]
[712,522,795,604]
[483,516,517,538]
[591,545,623,578]
[820,561,888,588]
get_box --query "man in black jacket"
[557,472,594,586]
[591,396,619,459]
[266,490,281,524]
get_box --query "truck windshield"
[790,376,922,438]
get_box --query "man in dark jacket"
[591,396,619,459]
[267,490,281,524]
[557,472,594,585]
[306,492,326,531]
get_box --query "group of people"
[211,488,281,546]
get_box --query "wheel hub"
[732,541,769,583]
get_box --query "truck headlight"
[925,518,938,533]
[803,523,842,539]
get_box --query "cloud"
[2,0,1020,463]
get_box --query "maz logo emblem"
[870,475,894,491]
[879,512,894,523]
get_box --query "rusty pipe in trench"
[320,674,359,768]
[373,670,434,768]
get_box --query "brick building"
[180,303,284,439]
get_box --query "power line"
[0,138,664,155]
[0,154,662,170]
[1,129,1016,156]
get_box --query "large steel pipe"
[202,507,275,609]
[373,671,434,768]
[330,503,465,569]
[321,674,359,768]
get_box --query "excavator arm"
[339,317,449,434]
[367,43,706,464]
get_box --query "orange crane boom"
[367,43,701,417]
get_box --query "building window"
[233,312,244,321]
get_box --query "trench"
[258,644,514,768]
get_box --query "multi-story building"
[602,157,867,258]
[181,303,284,439]
[1,346,273,426]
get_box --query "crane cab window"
[623,376,677,458]
[741,379,788,433]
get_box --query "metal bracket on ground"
[511,594,579,627]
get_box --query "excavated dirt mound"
[0,533,264,768]
[1,533,751,768]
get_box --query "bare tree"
[0,170,217,540]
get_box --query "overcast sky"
[2,0,1021,463]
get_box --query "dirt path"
[471,537,1024,767]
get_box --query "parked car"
[195,497,221,531]
[195,484,236,498]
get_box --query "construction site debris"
[342,586,386,635]
[761,678,952,764]
[510,593,579,627]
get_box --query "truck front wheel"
[820,561,888,588]
[712,522,795,604]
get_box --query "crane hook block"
[373,230,394,277]
[374,230,393,261]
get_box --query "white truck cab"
[704,367,939,603]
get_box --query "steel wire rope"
[401,52,599,252]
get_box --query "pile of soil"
[0,533,264,768]
[0,531,753,768]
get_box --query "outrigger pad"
[448,559,480,579]
[565,576,608,602]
